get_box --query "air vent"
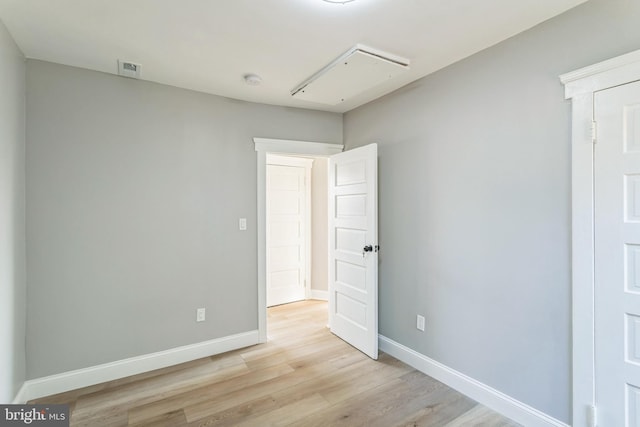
[117,60,141,79]
[291,44,409,105]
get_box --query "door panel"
[329,144,378,359]
[266,164,307,307]
[595,79,640,426]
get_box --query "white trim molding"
[14,330,259,403]
[254,138,343,156]
[560,48,640,427]
[561,49,640,99]
[310,289,329,301]
[379,335,569,427]
[254,137,343,342]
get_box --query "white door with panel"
[266,158,311,307]
[329,143,378,360]
[595,79,640,426]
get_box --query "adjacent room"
[2,0,640,425]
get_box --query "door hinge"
[587,404,597,427]
[591,120,597,144]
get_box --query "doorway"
[561,48,640,426]
[255,138,379,360]
[254,138,343,342]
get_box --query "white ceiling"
[0,0,587,113]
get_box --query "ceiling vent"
[291,44,409,105]
[117,60,141,79]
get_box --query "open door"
[329,143,378,359]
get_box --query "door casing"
[561,49,640,426]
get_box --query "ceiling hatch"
[291,44,410,105]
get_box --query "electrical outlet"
[416,315,425,332]
[239,218,247,231]
[196,308,206,322]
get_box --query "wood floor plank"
[186,394,281,427]
[316,353,413,405]
[30,300,520,427]
[366,372,451,427]
[142,332,354,424]
[185,351,401,425]
[443,405,519,427]
[71,359,251,424]
[283,377,414,427]
[127,362,294,425]
[241,332,345,371]
[129,409,188,427]
[234,393,331,427]
[182,350,368,423]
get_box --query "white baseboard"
[309,290,328,301]
[15,330,259,403]
[378,335,569,427]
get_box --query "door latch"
[363,245,380,257]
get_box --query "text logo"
[0,405,69,426]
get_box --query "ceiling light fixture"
[243,74,262,86]
[322,0,356,4]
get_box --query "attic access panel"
[291,45,410,106]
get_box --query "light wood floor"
[31,300,520,426]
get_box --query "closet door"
[594,80,640,426]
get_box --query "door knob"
[363,245,373,258]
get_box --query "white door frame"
[560,49,640,426]
[254,138,343,342]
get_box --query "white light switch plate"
[239,218,247,231]
[196,308,206,322]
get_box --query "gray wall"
[25,60,342,379]
[311,157,328,293]
[0,18,26,402]
[344,0,640,422]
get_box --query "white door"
[266,160,310,307]
[594,79,640,426]
[329,143,378,359]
